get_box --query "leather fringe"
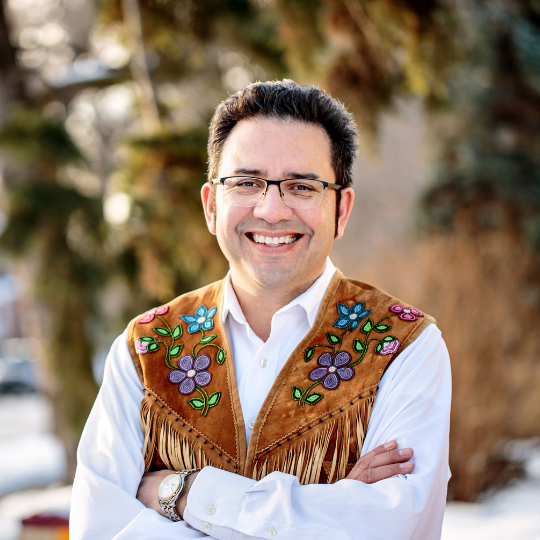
[252,395,375,485]
[140,398,221,472]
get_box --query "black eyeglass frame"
[211,176,343,194]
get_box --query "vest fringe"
[140,399,221,472]
[252,395,375,485]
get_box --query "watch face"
[158,474,181,500]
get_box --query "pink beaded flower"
[389,305,424,321]
[135,340,148,355]
[138,305,169,323]
[379,339,401,356]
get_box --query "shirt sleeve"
[183,323,451,540]
[69,330,209,540]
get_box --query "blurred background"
[0,0,539,538]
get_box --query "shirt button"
[268,527,276,536]
[248,420,255,429]
[205,506,215,515]
[260,358,268,367]
[203,522,211,531]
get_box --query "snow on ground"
[0,394,66,498]
[0,393,539,539]
[442,444,540,540]
[0,393,66,539]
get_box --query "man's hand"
[136,470,200,519]
[347,440,414,483]
[137,470,171,517]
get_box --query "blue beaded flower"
[333,302,372,330]
[180,304,217,334]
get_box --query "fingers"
[361,440,398,461]
[367,447,414,470]
[346,441,415,483]
[357,460,415,484]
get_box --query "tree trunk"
[121,0,161,133]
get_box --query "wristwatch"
[157,469,200,521]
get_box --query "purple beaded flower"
[168,354,212,395]
[379,339,401,356]
[308,351,355,390]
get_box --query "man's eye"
[237,180,257,187]
[290,183,315,191]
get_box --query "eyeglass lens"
[221,177,325,209]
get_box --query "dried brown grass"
[336,220,540,501]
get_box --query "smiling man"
[70,80,451,540]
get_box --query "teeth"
[252,234,297,245]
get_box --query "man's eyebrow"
[230,168,321,180]
[232,168,264,176]
[284,172,321,180]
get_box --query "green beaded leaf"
[360,318,374,334]
[375,342,383,354]
[172,324,182,339]
[374,324,392,332]
[147,342,159,353]
[383,335,398,343]
[153,327,171,337]
[353,339,366,353]
[187,397,205,410]
[305,392,324,405]
[170,344,183,358]
[216,348,226,365]
[326,333,341,345]
[304,346,315,362]
[208,391,221,408]
[199,334,216,344]
[292,386,303,401]
[139,336,155,342]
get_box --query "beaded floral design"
[293,301,423,407]
[136,304,226,416]
[180,305,217,333]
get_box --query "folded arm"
[182,324,451,540]
[70,331,208,540]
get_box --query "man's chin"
[245,259,321,292]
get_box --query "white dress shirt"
[70,259,451,540]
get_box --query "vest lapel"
[131,281,246,473]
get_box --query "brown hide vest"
[127,270,435,484]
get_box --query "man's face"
[202,117,354,293]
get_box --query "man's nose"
[253,184,293,223]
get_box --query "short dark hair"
[207,80,358,186]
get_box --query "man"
[70,80,451,539]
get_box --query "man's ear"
[201,182,216,235]
[335,187,355,240]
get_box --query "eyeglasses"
[211,176,342,210]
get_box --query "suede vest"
[127,270,435,484]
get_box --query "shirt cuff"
[183,466,256,540]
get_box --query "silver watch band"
[158,469,200,521]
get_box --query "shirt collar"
[222,258,337,328]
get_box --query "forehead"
[218,117,334,178]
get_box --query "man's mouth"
[246,233,302,246]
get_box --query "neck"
[229,268,325,342]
